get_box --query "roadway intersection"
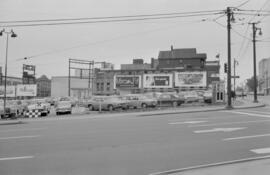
[0,104,270,175]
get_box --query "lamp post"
[0,29,17,116]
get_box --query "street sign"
[231,76,240,78]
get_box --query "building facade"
[93,47,220,95]
[258,58,270,95]
[36,75,51,97]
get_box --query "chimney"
[171,45,173,51]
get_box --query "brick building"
[36,75,51,97]
[93,47,220,95]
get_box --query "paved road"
[1,103,270,175]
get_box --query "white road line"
[169,121,207,125]
[0,128,46,133]
[224,111,270,118]
[0,135,40,140]
[149,155,270,175]
[243,110,270,115]
[251,147,270,154]
[0,156,34,161]
[189,119,270,127]
[223,133,270,141]
[194,127,246,133]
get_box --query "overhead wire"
[0,11,223,28]
[14,19,204,61]
[0,10,223,24]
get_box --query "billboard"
[143,74,173,88]
[114,75,141,88]
[0,86,16,97]
[16,84,37,96]
[175,72,207,87]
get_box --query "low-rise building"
[258,58,270,95]
[36,75,51,97]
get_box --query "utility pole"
[226,7,233,109]
[250,22,262,103]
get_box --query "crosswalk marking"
[169,121,207,125]
[223,133,270,141]
[194,127,246,133]
[251,147,270,154]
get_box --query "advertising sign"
[0,86,16,97]
[175,72,207,87]
[16,84,37,96]
[114,75,141,88]
[143,74,173,88]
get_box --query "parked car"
[0,100,17,119]
[26,99,51,116]
[203,91,213,103]
[124,94,157,109]
[181,91,200,103]
[55,100,72,115]
[156,93,184,107]
[88,96,127,111]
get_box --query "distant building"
[51,76,92,98]
[36,75,51,97]
[121,59,152,70]
[92,47,220,95]
[258,58,270,95]
[157,47,206,70]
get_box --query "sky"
[0,0,269,86]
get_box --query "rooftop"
[158,48,207,59]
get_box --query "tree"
[246,76,258,91]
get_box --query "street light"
[0,29,17,117]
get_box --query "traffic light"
[224,63,228,73]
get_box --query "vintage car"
[0,100,18,119]
[181,91,200,103]
[156,93,185,107]
[88,96,127,111]
[203,91,213,103]
[25,99,51,116]
[123,94,157,109]
[55,100,72,115]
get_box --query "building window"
[106,82,110,91]
[96,83,100,91]
[101,83,104,91]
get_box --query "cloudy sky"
[0,0,269,86]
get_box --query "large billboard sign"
[16,84,37,96]
[175,72,207,87]
[114,75,141,88]
[0,86,16,97]
[143,74,173,88]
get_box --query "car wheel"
[172,101,178,107]
[88,105,93,111]
[141,103,147,108]
[108,105,114,111]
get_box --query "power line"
[0,12,222,28]
[236,0,252,8]
[0,10,223,24]
[15,19,203,61]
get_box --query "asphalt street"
[1,101,270,175]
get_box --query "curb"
[149,155,270,175]
[139,103,265,117]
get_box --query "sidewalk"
[167,156,270,175]
[138,98,265,117]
